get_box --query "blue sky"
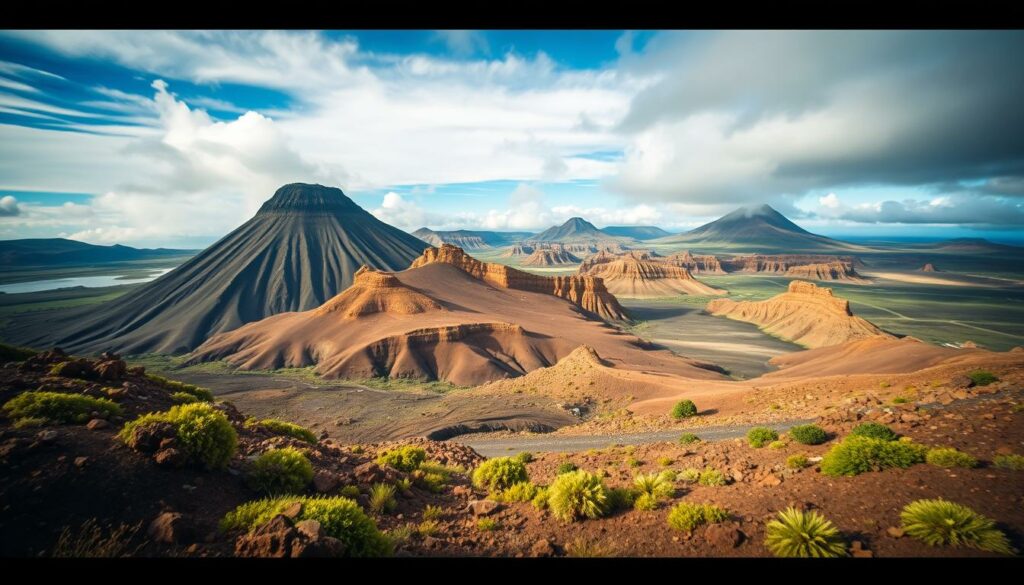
[1,30,1023,248]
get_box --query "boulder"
[85,418,110,431]
[529,538,556,557]
[705,523,744,548]
[949,375,974,390]
[148,512,190,545]
[125,422,177,453]
[466,500,501,516]
[354,462,385,484]
[154,448,187,468]
[313,471,340,494]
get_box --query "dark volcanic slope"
[2,184,429,355]
[0,238,195,267]
[655,205,861,251]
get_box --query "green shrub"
[0,342,36,363]
[144,374,212,401]
[926,447,977,469]
[678,433,701,445]
[422,505,443,521]
[967,370,998,387]
[119,403,237,470]
[786,454,810,469]
[247,418,317,444]
[698,468,727,486]
[220,496,391,556]
[667,502,729,532]
[604,487,635,512]
[476,518,499,531]
[385,524,414,546]
[417,520,440,537]
[395,477,412,493]
[657,456,674,467]
[678,468,701,483]
[248,447,313,495]
[993,454,1024,470]
[671,400,697,419]
[547,470,608,523]
[769,440,787,450]
[850,422,897,441]
[13,417,47,428]
[633,472,674,502]
[764,507,847,558]
[820,436,927,477]
[499,481,537,503]
[471,457,528,492]
[368,483,397,514]
[375,445,426,472]
[892,396,909,404]
[339,485,360,498]
[514,451,534,463]
[625,456,641,467]
[170,392,199,404]
[3,391,121,424]
[901,499,1015,555]
[531,486,549,510]
[556,462,578,475]
[789,424,828,445]
[747,427,779,448]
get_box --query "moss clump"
[820,435,927,477]
[925,447,977,469]
[765,507,847,558]
[119,403,237,470]
[789,424,828,445]
[3,391,121,424]
[901,499,1015,555]
[471,457,528,492]
[670,400,698,420]
[667,502,729,532]
[966,370,998,387]
[993,454,1024,470]
[375,445,426,472]
[547,470,608,523]
[247,418,318,444]
[248,447,313,495]
[476,518,499,531]
[849,422,897,441]
[747,427,779,448]
[220,496,391,556]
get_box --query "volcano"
[533,217,618,243]
[2,183,429,355]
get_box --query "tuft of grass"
[417,520,440,537]
[768,440,787,450]
[820,435,927,477]
[786,454,810,470]
[764,507,847,558]
[625,456,641,467]
[119,402,237,470]
[671,399,698,420]
[993,454,1024,470]
[514,451,534,463]
[967,370,998,387]
[422,505,444,521]
[926,447,977,469]
[604,487,635,512]
[901,499,1015,555]
[368,483,397,514]
[248,447,313,495]
[667,502,729,532]
[678,433,701,445]
[565,537,614,558]
[556,461,578,475]
[498,481,537,503]
[385,524,415,546]
[892,396,909,404]
[547,470,608,523]
[678,468,701,483]
[220,495,392,556]
[657,456,674,467]
[747,427,779,448]
[339,485,360,498]
[375,445,426,472]
[50,518,142,558]
[170,391,200,404]
[789,424,828,445]
[531,486,549,510]
[850,422,897,441]
[246,418,317,444]
[3,391,121,424]
[632,472,675,511]
[698,468,727,486]
[476,518,499,531]
[471,457,528,492]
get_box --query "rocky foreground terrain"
[1,344,1022,557]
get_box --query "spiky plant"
[546,470,608,523]
[900,499,1015,555]
[633,472,675,501]
[764,507,848,558]
[368,483,397,514]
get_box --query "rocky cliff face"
[664,251,726,274]
[521,248,581,266]
[313,266,443,319]
[783,261,867,283]
[705,280,890,348]
[720,254,861,275]
[411,245,628,321]
[577,253,726,298]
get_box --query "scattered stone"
[125,422,176,453]
[148,512,189,545]
[466,500,501,516]
[354,462,384,484]
[85,418,110,431]
[850,540,873,558]
[759,474,782,487]
[73,456,88,468]
[312,471,340,493]
[452,485,473,497]
[281,501,304,520]
[154,448,187,468]
[36,430,58,442]
[887,527,904,538]
[949,375,974,390]
[705,523,744,548]
[529,538,555,557]
[295,519,323,541]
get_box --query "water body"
[0,267,174,294]
[622,299,803,379]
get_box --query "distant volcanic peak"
[314,266,443,319]
[411,244,628,321]
[532,216,607,241]
[256,183,361,214]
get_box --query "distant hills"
[0,238,195,268]
[600,225,671,240]
[412,228,531,248]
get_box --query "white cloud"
[433,31,490,57]
[819,193,840,208]
[0,195,20,216]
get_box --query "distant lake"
[0,267,174,294]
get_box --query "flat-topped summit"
[257,183,362,214]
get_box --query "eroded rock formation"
[577,253,726,298]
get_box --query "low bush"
[820,435,927,477]
[375,445,426,472]
[368,483,397,514]
[657,456,674,467]
[119,403,237,469]
[556,462,578,475]
[339,485,360,498]
[671,400,698,419]
[3,391,121,424]
[678,433,701,445]
[967,370,998,387]
[220,496,391,556]
[547,470,608,523]
[698,468,727,486]
[678,468,701,483]
[667,502,729,532]
[926,447,977,469]
[248,447,313,495]
[764,507,847,558]
[170,392,200,404]
[901,499,1015,555]
[417,520,440,537]
[471,457,528,492]
[625,456,641,467]
[789,424,828,445]
[499,481,537,503]
[632,472,675,511]
[476,518,499,531]
[247,418,317,444]
[747,427,779,448]
[786,454,810,470]
[531,487,549,510]
[769,440,787,450]
[993,454,1024,470]
[604,487,635,512]
[514,451,534,463]
[849,422,897,441]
